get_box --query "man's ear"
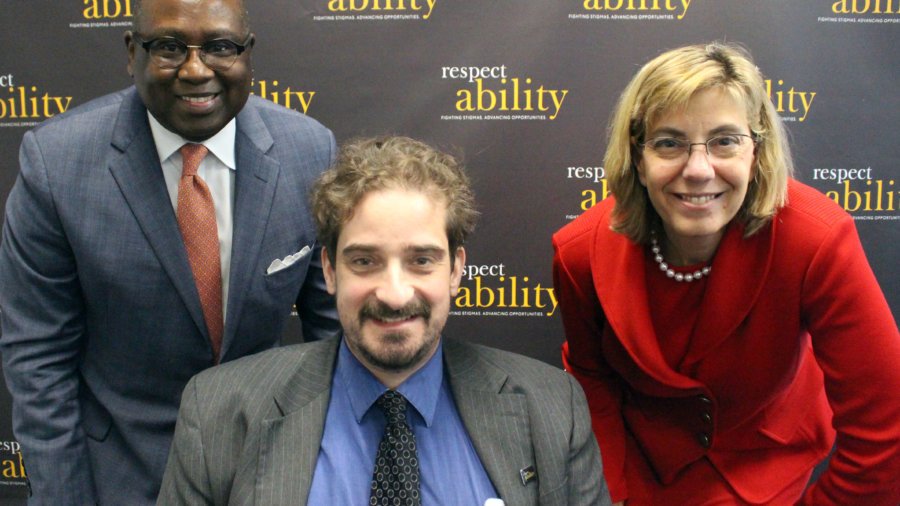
[450,246,465,296]
[322,247,336,295]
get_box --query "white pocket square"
[266,245,311,275]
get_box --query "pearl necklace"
[650,232,712,282]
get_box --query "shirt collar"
[337,337,444,428]
[146,112,237,170]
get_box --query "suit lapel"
[591,222,701,391]
[106,89,208,340]
[255,338,338,505]
[681,221,775,367]
[444,340,538,505]
[591,212,776,380]
[221,103,280,358]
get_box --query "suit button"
[698,433,711,448]
[701,412,712,424]
[698,395,712,404]
[697,432,711,448]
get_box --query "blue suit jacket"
[0,87,340,505]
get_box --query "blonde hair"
[312,136,478,263]
[606,42,793,244]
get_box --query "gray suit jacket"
[157,337,611,505]
[0,87,339,505]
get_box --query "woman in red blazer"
[553,42,900,505]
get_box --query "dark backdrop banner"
[0,0,897,500]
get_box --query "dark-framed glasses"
[641,133,756,160]
[135,35,253,71]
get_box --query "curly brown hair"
[312,136,479,263]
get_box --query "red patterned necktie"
[177,143,223,363]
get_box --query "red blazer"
[553,180,900,505]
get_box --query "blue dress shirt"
[307,339,499,505]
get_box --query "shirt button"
[698,433,711,448]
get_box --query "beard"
[344,297,440,373]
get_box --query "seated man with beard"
[157,136,611,506]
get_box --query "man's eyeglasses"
[134,35,253,71]
[640,133,757,160]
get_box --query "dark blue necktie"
[369,390,421,506]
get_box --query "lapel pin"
[519,465,537,486]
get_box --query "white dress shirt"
[147,113,235,323]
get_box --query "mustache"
[359,298,431,322]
